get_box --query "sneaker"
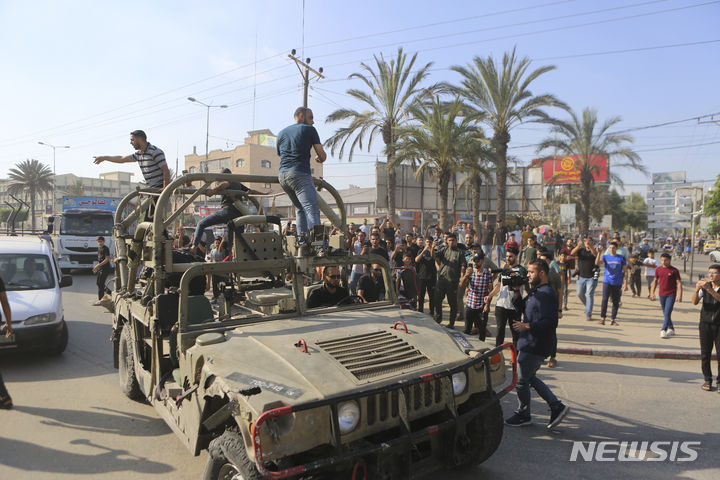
[666,328,675,337]
[660,330,667,338]
[586,315,593,322]
[92,299,104,306]
[548,358,558,368]
[548,404,570,429]
[505,413,532,427]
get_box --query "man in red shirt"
[650,253,683,338]
[504,233,520,252]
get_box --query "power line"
[534,38,720,61]
[313,0,718,60]
[304,0,577,49]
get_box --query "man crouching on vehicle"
[504,259,570,429]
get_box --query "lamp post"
[38,141,70,215]
[187,97,227,169]
[188,98,227,215]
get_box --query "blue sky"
[1,0,719,196]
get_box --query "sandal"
[702,382,712,391]
[610,320,619,326]
[0,395,12,409]
[599,319,606,325]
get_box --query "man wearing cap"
[460,251,493,340]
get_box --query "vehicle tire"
[451,393,504,468]
[118,325,143,400]
[203,429,264,480]
[50,321,69,355]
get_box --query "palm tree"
[63,179,85,196]
[457,141,495,238]
[449,47,567,223]
[8,159,53,231]
[325,47,434,219]
[536,107,646,234]
[389,96,478,230]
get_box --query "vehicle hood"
[195,305,490,408]
[7,289,60,321]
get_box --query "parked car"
[0,236,73,354]
[704,240,719,255]
[710,249,720,263]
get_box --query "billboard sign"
[532,155,608,184]
[652,171,686,184]
[61,196,120,212]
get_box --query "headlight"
[24,313,57,325]
[337,401,361,434]
[452,372,468,395]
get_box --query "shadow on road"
[12,405,169,437]
[0,436,173,475]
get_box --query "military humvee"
[110,173,517,479]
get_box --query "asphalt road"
[0,273,718,480]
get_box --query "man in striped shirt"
[93,130,170,189]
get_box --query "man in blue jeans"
[276,107,327,245]
[505,259,569,429]
[596,241,627,326]
[650,253,683,338]
[571,236,599,321]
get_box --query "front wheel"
[203,429,264,480]
[49,321,69,355]
[118,325,143,400]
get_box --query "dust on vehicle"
[110,173,516,479]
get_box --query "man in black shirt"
[92,236,112,305]
[415,236,437,315]
[571,236,599,321]
[363,232,389,262]
[492,219,509,266]
[358,264,386,303]
[0,275,13,409]
[307,266,350,308]
[479,220,494,261]
[692,264,720,391]
[192,168,266,254]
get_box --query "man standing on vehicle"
[92,236,112,306]
[307,266,350,308]
[276,107,326,246]
[692,264,720,392]
[432,233,466,328]
[93,130,170,220]
[504,259,569,428]
[0,275,13,409]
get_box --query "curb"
[557,346,717,361]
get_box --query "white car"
[710,249,720,264]
[0,236,72,354]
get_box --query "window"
[236,158,245,168]
[189,166,196,174]
[261,160,271,169]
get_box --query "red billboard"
[532,155,608,184]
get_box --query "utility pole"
[288,49,324,108]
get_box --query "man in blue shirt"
[596,241,627,326]
[504,259,569,429]
[276,107,327,244]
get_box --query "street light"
[38,141,70,215]
[187,97,228,168]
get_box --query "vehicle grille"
[364,378,445,426]
[65,246,97,253]
[317,331,431,381]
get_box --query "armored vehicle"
[110,173,516,479]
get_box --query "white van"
[0,236,72,354]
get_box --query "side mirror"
[59,275,73,288]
